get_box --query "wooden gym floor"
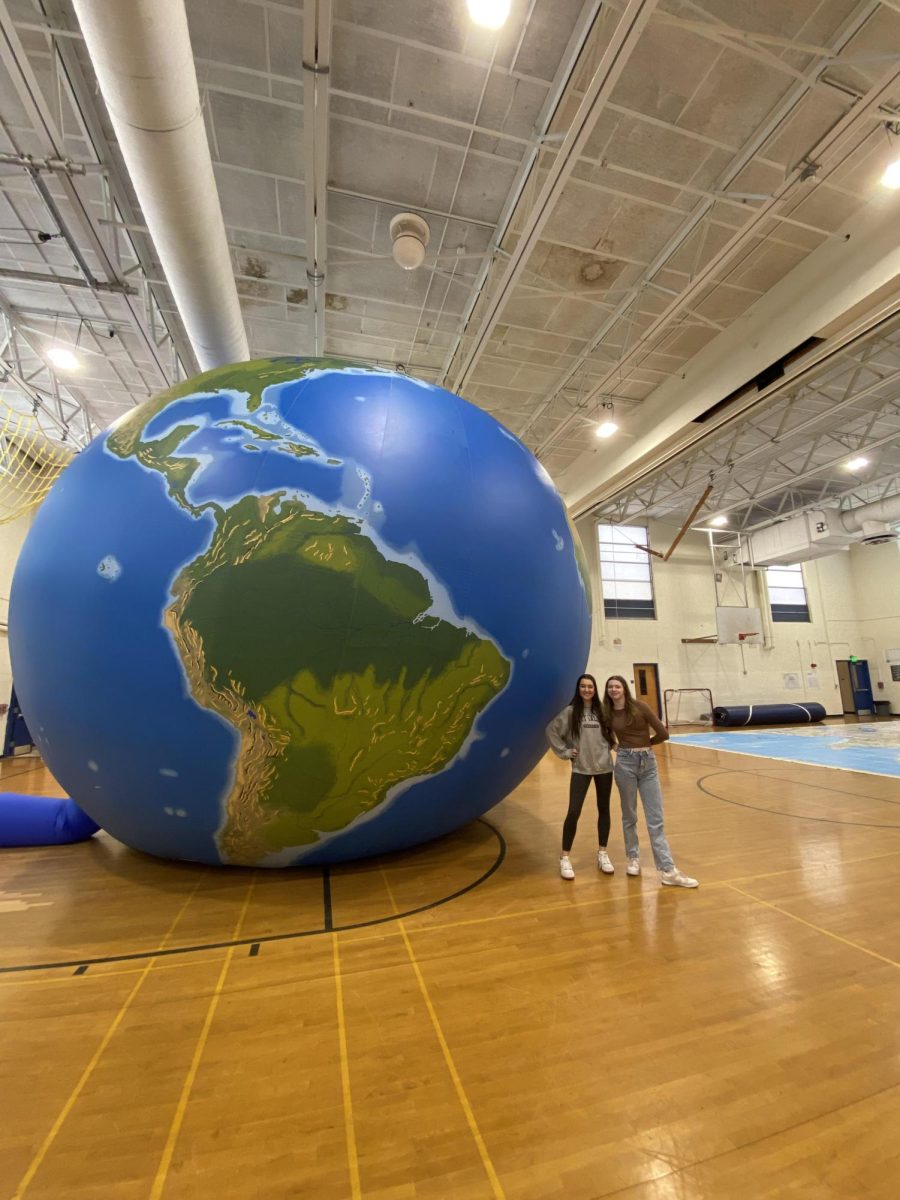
[2,737,900,1200]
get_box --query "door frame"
[632,661,662,718]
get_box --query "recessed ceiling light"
[466,0,511,30]
[710,515,728,526]
[845,456,869,471]
[595,420,618,439]
[881,158,900,189]
[46,346,81,371]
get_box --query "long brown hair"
[568,674,613,744]
[602,674,641,726]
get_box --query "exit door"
[633,662,661,718]
[835,659,874,716]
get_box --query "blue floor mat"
[670,723,900,778]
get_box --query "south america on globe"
[10,359,591,866]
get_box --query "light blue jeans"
[614,749,675,872]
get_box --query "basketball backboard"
[715,605,763,645]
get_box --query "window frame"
[597,522,656,620]
[766,562,811,623]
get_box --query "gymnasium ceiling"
[1,0,900,532]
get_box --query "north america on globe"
[105,359,511,865]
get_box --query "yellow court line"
[332,934,362,1200]
[380,868,506,1200]
[149,877,257,1200]
[11,877,208,1200]
[727,885,900,969]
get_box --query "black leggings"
[562,772,613,852]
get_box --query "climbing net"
[0,403,73,524]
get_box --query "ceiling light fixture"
[466,0,511,30]
[46,345,81,371]
[389,212,430,270]
[710,515,728,527]
[594,399,617,439]
[845,456,869,471]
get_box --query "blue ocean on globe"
[10,359,591,866]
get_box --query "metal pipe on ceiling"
[71,0,249,370]
[303,0,332,357]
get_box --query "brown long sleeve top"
[609,700,669,748]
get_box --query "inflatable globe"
[10,359,590,866]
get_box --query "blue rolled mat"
[0,793,100,846]
[713,702,826,727]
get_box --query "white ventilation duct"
[72,0,249,371]
[838,493,900,535]
[749,494,900,564]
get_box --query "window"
[597,523,656,619]
[767,563,810,622]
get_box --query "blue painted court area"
[671,722,900,779]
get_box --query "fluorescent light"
[882,158,900,189]
[710,515,728,526]
[467,0,511,30]
[595,420,619,439]
[46,346,81,371]
[845,456,869,471]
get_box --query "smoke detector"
[389,212,430,270]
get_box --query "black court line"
[0,819,506,976]
[248,943,260,958]
[73,965,88,976]
[689,759,900,807]
[672,740,900,792]
[697,771,900,830]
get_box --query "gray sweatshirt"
[546,705,613,775]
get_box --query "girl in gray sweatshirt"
[546,673,616,880]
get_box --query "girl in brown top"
[603,675,698,888]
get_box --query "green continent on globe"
[105,357,348,507]
[167,492,510,864]
[106,362,511,865]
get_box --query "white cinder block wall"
[575,517,900,717]
[0,513,34,706]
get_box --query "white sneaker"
[625,858,641,876]
[597,850,615,875]
[660,868,699,888]
[559,855,575,880]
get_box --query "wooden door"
[836,660,855,713]
[633,662,661,717]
